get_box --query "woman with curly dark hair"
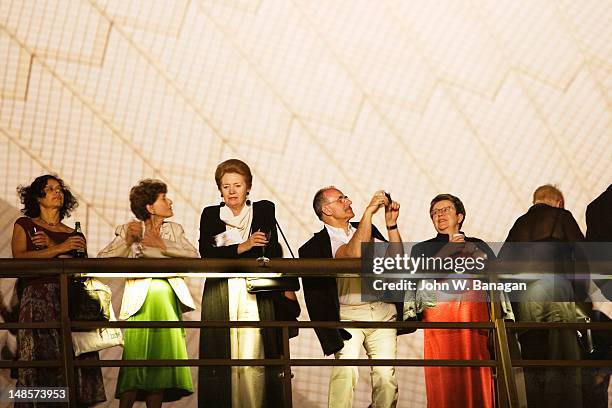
[11,174,106,407]
[98,179,198,408]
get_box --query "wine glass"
[28,226,45,250]
[256,230,272,263]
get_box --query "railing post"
[281,325,293,407]
[59,271,77,406]
[494,317,518,407]
[489,289,518,408]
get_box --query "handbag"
[72,307,123,356]
[71,278,123,356]
[246,277,300,293]
[548,211,596,356]
[576,302,595,356]
[2,279,20,336]
[69,277,106,323]
[246,219,300,293]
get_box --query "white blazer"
[97,221,199,320]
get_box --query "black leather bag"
[69,278,106,326]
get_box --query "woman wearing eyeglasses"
[411,194,507,408]
[11,174,106,407]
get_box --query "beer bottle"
[71,221,87,258]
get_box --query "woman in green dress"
[98,179,199,408]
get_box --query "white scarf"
[219,203,253,242]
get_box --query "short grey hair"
[313,185,336,220]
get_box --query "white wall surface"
[1,1,611,406]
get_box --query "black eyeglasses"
[430,205,453,217]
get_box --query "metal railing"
[1,258,611,407]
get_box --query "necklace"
[38,217,58,227]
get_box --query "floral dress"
[14,217,106,407]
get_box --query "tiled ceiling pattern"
[1,1,611,406]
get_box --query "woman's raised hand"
[237,230,268,254]
[246,231,268,250]
[140,228,166,251]
[125,221,142,246]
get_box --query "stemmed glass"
[256,231,272,263]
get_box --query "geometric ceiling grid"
[2,2,612,406]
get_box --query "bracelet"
[386,224,398,230]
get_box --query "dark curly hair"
[130,179,168,221]
[17,174,78,220]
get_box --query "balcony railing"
[1,258,611,407]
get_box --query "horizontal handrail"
[5,358,611,369]
[68,321,496,329]
[2,259,611,408]
[0,258,363,276]
[0,361,61,368]
[71,358,499,368]
[4,320,610,330]
[69,358,612,368]
[4,258,609,277]
[506,321,612,329]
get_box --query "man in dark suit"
[586,184,612,242]
[299,186,408,408]
[584,184,612,408]
[499,184,585,407]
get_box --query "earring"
[246,199,251,206]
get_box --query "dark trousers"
[520,330,583,408]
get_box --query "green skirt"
[116,279,193,402]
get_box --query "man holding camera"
[299,186,408,408]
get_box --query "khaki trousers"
[328,302,398,408]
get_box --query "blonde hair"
[533,184,564,208]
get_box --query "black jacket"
[198,200,282,259]
[498,203,586,291]
[585,185,612,353]
[410,232,496,259]
[586,184,612,242]
[299,222,411,356]
[497,205,586,407]
[500,203,584,244]
[585,186,612,299]
[198,200,296,408]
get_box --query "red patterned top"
[15,216,75,286]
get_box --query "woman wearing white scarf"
[198,159,299,408]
